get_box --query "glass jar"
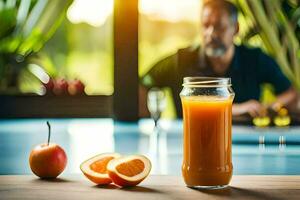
[180,77,235,189]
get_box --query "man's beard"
[205,40,227,57]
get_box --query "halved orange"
[80,153,121,185]
[107,155,152,187]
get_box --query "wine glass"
[147,87,166,130]
[147,88,166,171]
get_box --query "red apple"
[29,122,67,178]
[53,78,68,95]
[68,79,85,95]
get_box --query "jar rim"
[182,77,231,88]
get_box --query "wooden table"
[1,175,300,200]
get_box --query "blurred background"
[0,0,300,119]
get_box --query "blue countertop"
[0,118,300,175]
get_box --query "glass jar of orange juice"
[180,77,234,189]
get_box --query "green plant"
[0,0,72,92]
[235,0,300,91]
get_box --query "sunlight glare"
[67,0,113,27]
[139,0,200,22]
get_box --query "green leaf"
[18,0,73,56]
[0,8,17,39]
[15,0,31,33]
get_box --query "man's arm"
[232,100,264,117]
[232,48,298,118]
[257,50,297,111]
[232,87,297,118]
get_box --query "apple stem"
[47,121,51,146]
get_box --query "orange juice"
[181,96,233,187]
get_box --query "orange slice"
[107,155,151,187]
[80,153,121,185]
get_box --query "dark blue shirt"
[142,45,291,116]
